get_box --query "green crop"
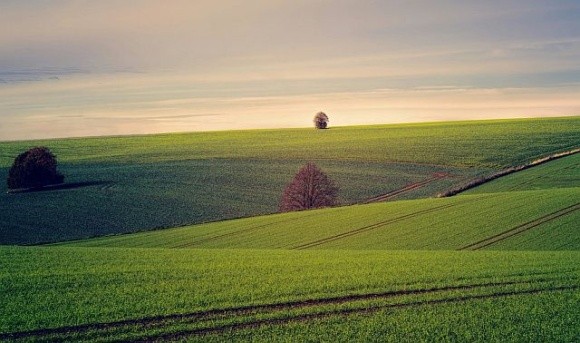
[200,291,579,343]
[1,117,578,245]
[61,187,580,251]
[1,247,578,341]
[1,118,579,341]
[1,117,578,168]
[466,152,580,194]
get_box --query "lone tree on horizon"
[313,111,329,129]
[279,162,339,212]
[7,147,64,190]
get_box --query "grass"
[1,116,578,245]
[1,118,579,341]
[465,152,580,194]
[0,159,466,245]
[202,291,580,342]
[59,187,580,251]
[1,247,578,341]
[1,117,578,168]
[477,211,580,251]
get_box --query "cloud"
[1,75,578,141]
[0,1,578,140]
[1,1,578,71]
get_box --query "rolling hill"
[465,152,580,194]
[1,247,578,341]
[1,116,579,245]
[1,118,579,341]
[60,188,579,251]
[61,151,579,251]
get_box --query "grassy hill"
[465,152,579,194]
[1,118,579,341]
[1,117,578,168]
[1,247,578,341]
[1,116,579,245]
[60,148,579,251]
[61,187,579,251]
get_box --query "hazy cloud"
[2,1,578,72]
[0,1,579,140]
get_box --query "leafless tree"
[313,111,329,129]
[279,162,339,212]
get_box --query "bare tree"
[279,162,339,212]
[313,111,329,129]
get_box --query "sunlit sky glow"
[1,0,579,140]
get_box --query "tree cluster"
[7,147,64,190]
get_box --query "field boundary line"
[363,172,451,204]
[505,158,578,191]
[1,278,568,340]
[440,148,579,197]
[459,202,580,250]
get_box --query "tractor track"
[505,161,577,191]
[459,202,580,250]
[363,173,451,203]
[175,212,323,248]
[184,172,452,249]
[293,202,457,250]
[146,285,578,342]
[3,276,574,341]
[293,195,485,250]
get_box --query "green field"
[0,159,467,245]
[1,116,579,245]
[61,153,579,251]
[465,152,580,194]
[61,187,580,251]
[1,247,578,341]
[2,117,577,168]
[1,118,579,341]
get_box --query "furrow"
[2,277,569,341]
[294,197,471,250]
[364,177,437,203]
[460,203,580,250]
[140,285,580,342]
[363,173,450,204]
[176,212,322,248]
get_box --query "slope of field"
[1,247,578,341]
[0,159,466,245]
[1,117,578,245]
[2,117,578,168]
[481,212,579,251]
[197,291,579,342]
[465,152,579,194]
[61,187,580,251]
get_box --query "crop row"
[1,117,578,169]
[3,278,576,342]
[466,152,579,194]
[2,117,578,245]
[62,187,580,250]
[2,247,579,335]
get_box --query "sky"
[0,0,579,141]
